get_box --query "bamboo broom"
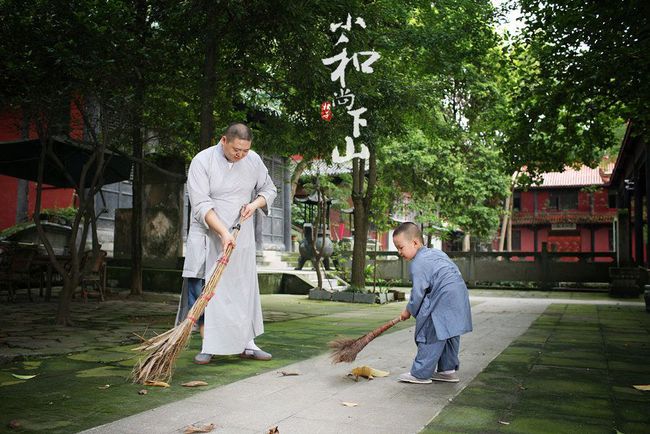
[131,222,241,384]
[328,316,402,363]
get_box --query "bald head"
[224,122,253,142]
[392,222,424,260]
[393,222,424,244]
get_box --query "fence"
[341,248,616,287]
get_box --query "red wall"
[0,107,77,230]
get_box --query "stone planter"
[609,267,642,298]
[376,292,395,304]
[390,289,406,301]
[331,291,355,303]
[308,288,332,301]
[353,292,377,304]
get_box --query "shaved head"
[224,122,253,142]
[393,222,424,244]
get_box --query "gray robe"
[179,142,277,354]
[406,247,472,343]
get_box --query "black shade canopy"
[0,137,131,188]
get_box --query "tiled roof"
[529,164,613,188]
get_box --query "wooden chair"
[79,250,107,301]
[0,247,38,302]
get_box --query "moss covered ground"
[0,294,409,433]
[422,303,650,434]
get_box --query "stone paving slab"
[423,302,650,433]
[82,298,549,434]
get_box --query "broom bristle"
[328,316,402,364]
[328,336,368,363]
[131,319,194,383]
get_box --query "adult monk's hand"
[220,231,236,252]
[240,202,258,222]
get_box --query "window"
[549,191,578,210]
[512,229,522,251]
[513,192,521,211]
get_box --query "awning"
[0,136,132,188]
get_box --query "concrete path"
[82,297,639,434]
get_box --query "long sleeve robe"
[179,142,277,354]
[406,247,472,343]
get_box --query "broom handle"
[366,316,402,341]
[187,224,241,320]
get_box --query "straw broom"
[131,223,241,384]
[328,316,402,363]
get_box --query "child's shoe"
[398,372,432,384]
[431,372,459,383]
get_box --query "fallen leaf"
[499,421,510,425]
[350,366,389,380]
[182,381,208,387]
[144,380,170,388]
[138,389,148,395]
[341,402,358,407]
[278,371,300,377]
[183,423,215,433]
[11,374,37,380]
[8,420,21,429]
[633,385,650,391]
[98,384,110,390]
[267,426,279,434]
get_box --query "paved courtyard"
[1,291,648,433]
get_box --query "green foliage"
[500,0,649,175]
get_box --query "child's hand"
[400,309,411,321]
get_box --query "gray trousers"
[411,336,460,379]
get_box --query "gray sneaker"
[194,352,212,364]
[398,372,432,384]
[239,348,272,361]
[431,372,460,383]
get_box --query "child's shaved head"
[393,222,424,244]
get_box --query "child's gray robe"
[406,247,472,343]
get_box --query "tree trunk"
[130,0,147,296]
[498,194,511,252]
[290,159,308,201]
[350,148,377,289]
[198,2,218,150]
[506,195,513,251]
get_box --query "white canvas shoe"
[398,372,432,384]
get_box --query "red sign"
[320,101,333,121]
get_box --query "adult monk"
[179,122,277,364]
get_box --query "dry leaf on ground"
[278,371,300,377]
[349,366,389,381]
[98,384,110,390]
[498,421,510,425]
[267,426,279,434]
[11,374,37,380]
[183,423,215,433]
[138,389,148,395]
[182,381,208,387]
[144,380,170,388]
[341,402,359,407]
[633,384,650,391]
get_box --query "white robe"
[180,142,277,355]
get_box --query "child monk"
[392,222,473,384]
